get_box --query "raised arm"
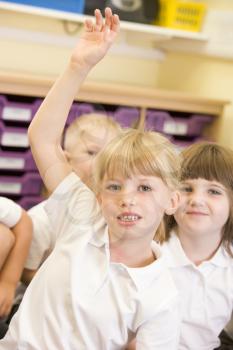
[28,8,120,193]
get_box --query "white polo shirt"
[0,196,22,227]
[162,232,233,350]
[25,200,55,270]
[0,173,180,350]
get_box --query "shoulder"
[0,196,22,227]
[46,172,97,217]
[0,196,21,211]
[44,172,101,239]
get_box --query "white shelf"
[0,1,208,42]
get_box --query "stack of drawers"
[0,95,43,209]
[145,109,213,151]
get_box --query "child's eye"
[180,186,192,193]
[138,185,152,192]
[208,189,222,195]
[107,184,121,192]
[87,150,97,156]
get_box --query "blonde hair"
[94,129,180,241]
[165,142,233,257]
[63,113,122,152]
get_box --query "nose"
[119,190,136,207]
[188,190,205,207]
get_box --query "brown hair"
[165,142,233,256]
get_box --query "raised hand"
[70,7,120,71]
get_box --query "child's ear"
[165,190,180,215]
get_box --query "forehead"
[80,123,117,142]
[103,173,166,185]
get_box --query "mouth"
[117,213,141,225]
[186,211,208,216]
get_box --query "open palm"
[71,8,120,69]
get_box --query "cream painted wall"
[203,0,233,10]
[0,9,161,86]
[157,53,233,147]
[156,0,233,147]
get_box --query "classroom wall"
[0,8,161,86]
[157,53,233,147]
[156,0,233,147]
[0,1,233,146]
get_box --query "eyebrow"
[209,183,226,191]
[183,180,226,191]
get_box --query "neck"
[109,236,156,268]
[177,228,222,266]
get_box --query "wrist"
[68,57,92,77]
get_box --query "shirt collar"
[163,231,232,269]
[207,244,232,267]
[88,219,108,247]
[90,231,167,291]
[162,232,191,268]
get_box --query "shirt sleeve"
[136,296,181,350]
[45,172,102,241]
[24,201,54,270]
[0,196,22,228]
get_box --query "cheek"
[153,192,170,209]
[99,197,114,213]
[100,200,117,223]
[173,208,183,225]
[219,200,230,223]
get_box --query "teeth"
[119,215,138,222]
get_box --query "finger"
[104,7,113,28]
[84,19,94,32]
[111,14,120,33]
[94,9,103,31]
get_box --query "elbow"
[28,123,36,149]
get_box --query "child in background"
[0,8,181,349]
[21,113,121,285]
[162,142,233,350]
[0,197,32,338]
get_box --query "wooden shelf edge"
[0,71,229,116]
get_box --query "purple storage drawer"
[145,110,171,132]
[113,107,140,127]
[145,110,213,136]
[0,122,29,148]
[0,173,42,195]
[66,103,95,125]
[0,96,42,123]
[0,149,36,171]
[186,114,213,136]
[17,195,44,210]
